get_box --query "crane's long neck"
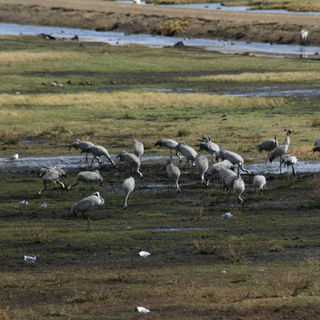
[282,132,291,146]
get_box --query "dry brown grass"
[181,71,320,83]
[0,51,78,65]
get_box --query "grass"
[1,33,320,319]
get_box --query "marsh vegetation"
[0,10,320,319]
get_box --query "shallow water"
[0,23,319,58]
[2,153,320,175]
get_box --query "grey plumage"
[165,159,181,193]
[9,152,19,161]
[38,167,67,195]
[123,177,135,209]
[216,147,250,174]
[67,170,103,194]
[198,135,220,158]
[69,139,94,152]
[206,159,234,186]
[81,145,116,167]
[133,140,144,159]
[71,191,105,232]
[281,154,297,175]
[195,155,209,185]
[253,175,266,196]
[117,150,143,178]
[257,136,278,163]
[154,138,181,159]
[312,138,320,152]
[175,141,198,168]
[269,129,292,173]
[233,163,245,208]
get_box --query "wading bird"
[269,129,292,173]
[71,191,105,232]
[123,177,135,210]
[195,154,209,185]
[281,154,298,175]
[216,148,250,174]
[300,30,308,45]
[175,141,198,168]
[67,170,103,194]
[133,139,144,159]
[206,160,234,186]
[257,136,278,163]
[253,175,266,196]
[68,139,94,152]
[233,162,245,208]
[165,159,181,193]
[198,135,220,161]
[81,145,116,167]
[154,138,180,159]
[117,151,143,178]
[312,138,320,152]
[38,167,67,195]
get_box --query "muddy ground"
[0,1,320,46]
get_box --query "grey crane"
[233,163,245,208]
[195,155,209,185]
[269,129,292,173]
[206,159,234,186]
[38,167,67,195]
[123,177,135,210]
[67,170,103,194]
[133,140,144,159]
[223,170,239,195]
[71,191,105,232]
[300,30,308,45]
[198,135,220,161]
[175,141,198,168]
[165,159,181,193]
[253,175,266,196]
[281,154,298,175]
[81,145,116,167]
[216,147,250,174]
[257,136,278,163]
[68,139,94,152]
[154,138,181,159]
[312,138,320,152]
[117,150,143,178]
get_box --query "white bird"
[139,251,150,258]
[135,306,150,314]
[216,148,250,174]
[198,135,220,160]
[253,175,266,196]
[154,138,180,159]
[133,0,141,4]
[222,212,233,219]
[300,30,308,45]
[165,159,181,193]
[81,145,116,167]
[38,167,67,195]
[123,177,135,210]
[206,159,234,186]
[195,154,209,185]
[19,200,28,206]
[9,152,19,161]
[40,203,47,209]
[117,150,143,178]
[24,255,36,263]
[175,141,198,168]
[281,154,298,175]
[269,129,292,173]
[233,162,245,208]
[67,170,103,194]
[257,136,278,163]
[133,140,144,159]
[71,191,105,232]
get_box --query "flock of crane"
[11,128,320,232]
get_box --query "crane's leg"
[279,157,282,174]
[87,217,90,233]
[292,165,296,175]
[266,152,270,164]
